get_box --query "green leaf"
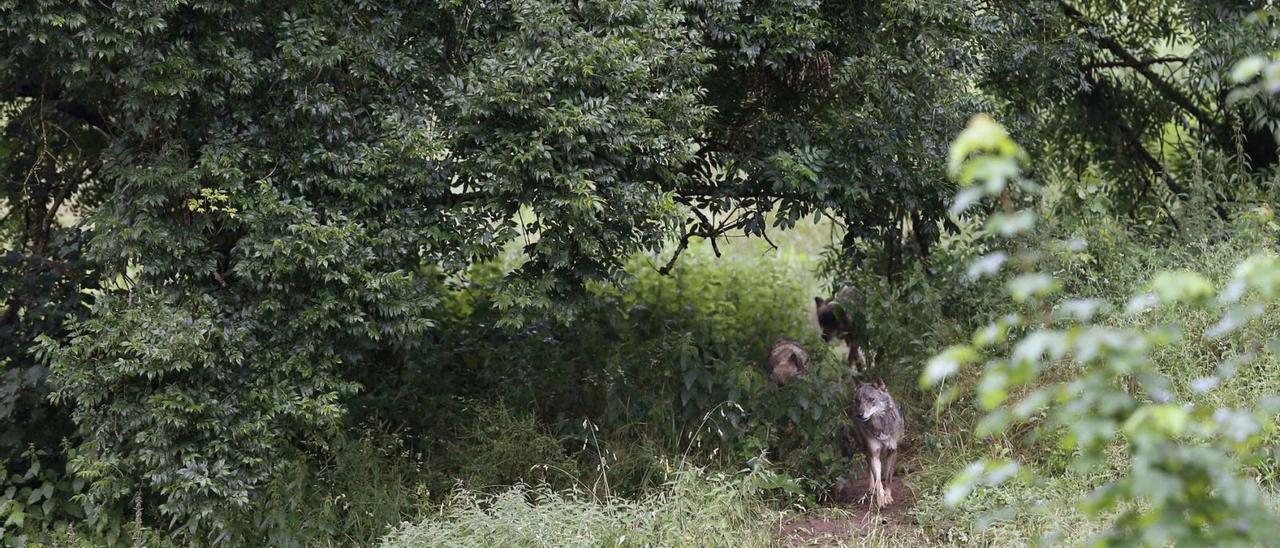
[921,344,979,388]
[987,211,1037,237]
[947,114,1026,183]
[1147,271,1214,306]
[1006,273,1059,303]
[1205,304,1264,339]
[1053,298,1108,322]
[1232,253,1280,298]
[950,187,985,216]
[973,314,1022,348]
[1123,404,1189,438]
[4,508,23,528]
[967,252,1008,280]
[1231,55,1267,83]
[1013,387,1054,419]
[976,408,1012,436]
[944,459,1019,507]
[975,364,1010,409]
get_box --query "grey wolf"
[851,378,904,507]
[765,338,809,386]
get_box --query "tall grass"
[380,465,780,548]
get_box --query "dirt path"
[778,472,920,547]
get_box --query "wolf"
[851,378,904,508]
[815,289,868,370]
[765,338,809,386]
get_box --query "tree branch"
[1082,56,1187,70]
[1060,1,1217,130]
[1109,114,1201,226]
[657,198,756,275]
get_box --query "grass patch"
[380,466,781,548]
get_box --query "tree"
[6,0,717,540]
[971,0,1280,223]
[18,0,1264,541]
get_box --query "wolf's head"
[815,296,847,342]
[853,378,892,422]
[772,362,799,386]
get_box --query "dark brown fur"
[815,294,867,371]
[765,338,809,386]
[851,378,904,507]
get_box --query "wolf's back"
[768,338,808,370]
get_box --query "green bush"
[353,242,855,502]
[921,115,1280,546]
[445,401,579,492]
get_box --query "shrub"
[922,115,1280,545]
[445,401,579,492]
[355,242,856,501]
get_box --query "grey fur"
[765,338,809,386]
[851,379,904,507]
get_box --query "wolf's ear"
[814,296,826,308]
[874,377,886,390]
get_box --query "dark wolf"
[851,378,904,507]
[765,338,809,386]
[815,289,868,370]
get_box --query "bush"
[445,401,579,492]
[921,115,1280,546]
[352,242,857,502]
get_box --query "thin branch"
[657,226,692,276]
[760,225,779,253]
[657,202,754,275]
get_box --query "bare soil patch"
[778,470,920,547]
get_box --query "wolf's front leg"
[882,449,898,505]
[864,453,876,505]
[869,453,884,508]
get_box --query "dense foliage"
[3,0,1280,545]
[924,115,1280,545]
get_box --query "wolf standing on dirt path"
[851,378,904,508]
